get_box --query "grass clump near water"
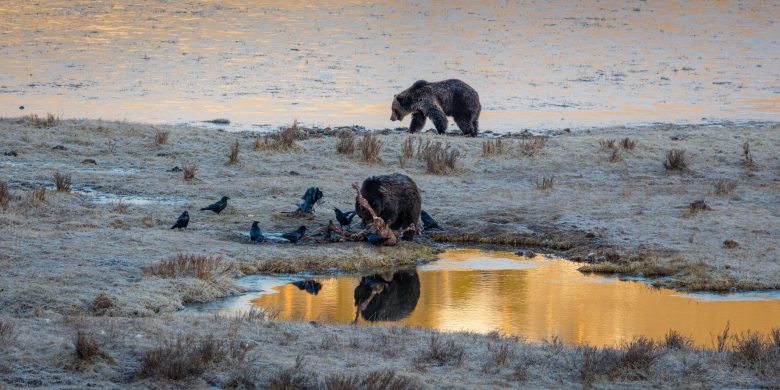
[142,254,232,281]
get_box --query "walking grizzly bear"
[355,173,421,238]
[390,79,481,136]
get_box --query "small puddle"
[191,249,780,347]
[11,180,186,205]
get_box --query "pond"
[192,249,780,347]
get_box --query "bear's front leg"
[409,112,426,133]
[420,100,448,134]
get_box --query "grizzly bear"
[390,79,481,136]
[355,173,421,237]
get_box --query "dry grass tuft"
[518,136,547,156]
[268,355,314,390]
[419,141,459,174]
[598,139,617,151]
[687,199,711,216]
[112,199,129,214]
[0,180,9,210]
[620,137,637,150]
[74,330,110,362]
[536,176,554,191]
[664,149,688,171]
[259,122,304,152]
[730,330,779,374]
[227,139,240,164]
[723,239,739,249]
[481,138,506,156]
[29,186,47,204]
[138,336,244,380]
[142,254,231,281]
[154,129,170,145]
[183,163,197,181]
[0,318,14,345]
[336,132,356,155]
[742,140,756,169]
[91,292,115,313]
[609,148,622,163]
[714,179,737,196]
[359,134,383,163]
[663,329,692,349]
[18,113,59,128]
[323,369,421,390]
[716,322,730,352]
[579,336,659,383]
[488,342,514,366]
[402,137,415,160]
[416,335,464,367]
[53,172,72,192]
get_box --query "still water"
[1,1,778,131]
[200,249,780,348]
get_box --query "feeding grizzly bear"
[390,79,481,136]
[355,173,422,238]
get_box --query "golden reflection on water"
[250,249,780,347]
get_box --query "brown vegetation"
[536,176,554,191]
[518,136,547,156]
[481,138,506,156]
[138,335,249,380]
[419,141,459,174]
[0,318,14,345]
[621,137,637,150]
[359,134,383,163]
[336,132,356,155]
[687,199,711,216]
[598,138,617,150]
[258,122,303,152]
[714,178,737,196]
[29,185,47,204]
[154,129,170,145]
[142,254,231,281]
[74,329,111,362]
[227,139,240,164]
[742,140,756,169]
[0,180,9,210]
[664,149,688,171]
[416,335,464,367]
[723,239,739,249]
[53,172,72,192]
[663,329,693,349]
[18,113,59,128]
[322,369,421,390]
[183,163,197,181]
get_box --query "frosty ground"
[0,117,778,388]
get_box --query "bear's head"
[390,80,428,121]
[390,93,413,121]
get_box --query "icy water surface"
[195,249,780,348]
[1,1,778,132]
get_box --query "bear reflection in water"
[353,270,420,322]
[291,280,323,295]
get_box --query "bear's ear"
[411,80,428,90]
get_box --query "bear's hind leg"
[409,112,426,133]
[454,115,476,137]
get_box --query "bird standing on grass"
[282,226,307,244]
[201,196,230,214]
[171,211,189,230]
[250,221,263,243]
[366,233,390,246]
[420,210,441,230]
[297,187,323,214]
[334,207,356,229]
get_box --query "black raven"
[334,207,356,228]
[420,210,440,230]
[201,196,230,214]
[366,233,390,246]
[282,226,307,244]
[171,211,189,230]
[250,221,263,243]
[297,187,323,213]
